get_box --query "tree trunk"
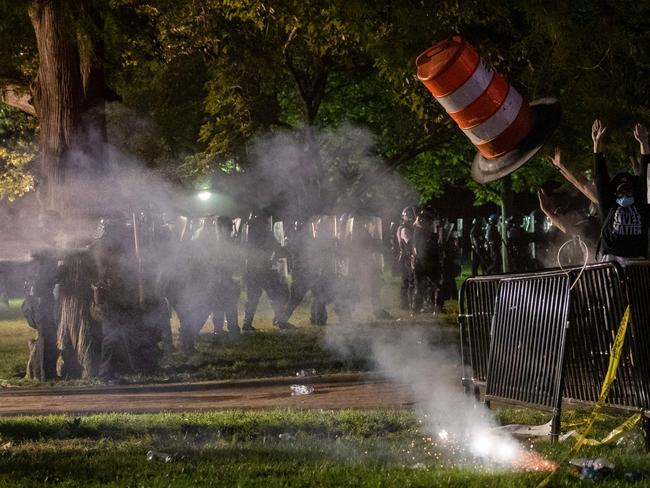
[30,0,108,379]
[283,40,328,215]
[29,0,84,214]
[57,251,100,378]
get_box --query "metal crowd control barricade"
[459,261,650,442]
[458,268,562,397]
[562,262,642,409]
[485,271,572,440]
[458,274,503,397]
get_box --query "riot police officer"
[484,214,503,275]
[439,218,462,310]
[171,218,219,351]
[470,218,487,276]
[506,213,536,272]
[275,220,321,328]
[344,216,391,320]
[412,208,442,313]
[396,207,417,310]
[212,216,242,334]
[90,215,141,380]
[22,211,63,381]
[242,211,290,331]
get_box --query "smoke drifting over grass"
[324,323,552,470]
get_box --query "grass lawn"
[0,300,32,386]
[0,408,647,487]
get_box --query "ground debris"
[290,384,314,396]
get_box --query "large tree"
[0,0,112,378]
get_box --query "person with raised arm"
[592,120,649,261]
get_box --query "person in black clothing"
[439,219,462,308]
[484,214,502,274]
[469,218,487,276]
[212,216,242,335]
[168,218,218,352]
[344,217,391,320]
[592,120,649,261]
[23,249,62,381]
[22,211,63,381]
[276,220,330,328]
[90,216,142,380]
[396,207,417,310]
[506,214,536,272]
[412,209,442,313]
[242,211,290,331]
[142,214,175,353]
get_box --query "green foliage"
[0,105,36,201]
[0,144,34,201]
[3,0,650,209]
[0,1,36,82]
[0,300,33,385]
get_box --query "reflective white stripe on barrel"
[435,60,495,114]
[462,87,523,144]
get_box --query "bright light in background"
[197,190,212,201]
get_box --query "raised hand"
[549,147,563,170]
[592,119,606,153]
[633,123,649,155]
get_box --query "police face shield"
[243,213,272,244]
[192,218,215,241]
[272,220,285,246]
[313,216,337,240]
[216,216,233,240]
[365,217,383,241]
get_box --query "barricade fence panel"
[459,269,570,387]
[624,263,650,407]
[459,261,650,415]
[485,273,571,411]
[563,263,644,409]
[459,277,502,385]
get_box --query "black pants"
[36,317,58,381]
[93,305,136,381]
[243,268,288,328]
[485,245,502,275]
[278,271,326,325]
[413,265,442,311]
[213,278,240,332]
[176,300,211,351]
[399,260,415,310]
[471,248,486,276]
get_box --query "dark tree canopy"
[2,0,650,212]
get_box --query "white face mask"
[616,196,634,207]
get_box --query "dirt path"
[0,373,415,415]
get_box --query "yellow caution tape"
[571,305,631,453]
[537,305,632,488]
[566,412,641,446]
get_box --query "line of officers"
[393,206,462,314]
[469,213,540,275]
[22,210,393,382]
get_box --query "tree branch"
[385,129,452,169]
[0,80,36,115]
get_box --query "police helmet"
[401,206,417,223]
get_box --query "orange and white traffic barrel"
[416,36,560,183]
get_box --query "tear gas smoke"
[5,102,546,474]
[324,324,554,471]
